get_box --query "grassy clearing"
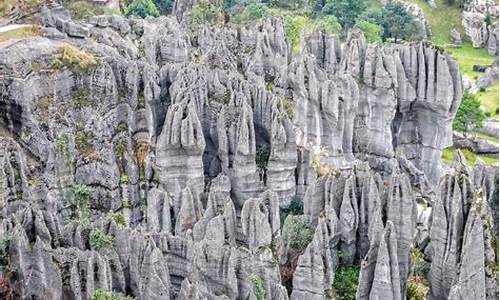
[442,147,499,165]
[0,26,39,43]
[474,132,499,144]
[445,43,496,77]
[407,0,495,77]
[406,0,463,45]
[477,82,499,117]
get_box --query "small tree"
[379,1,416,42]
[453,91,486,137]
[126,0,160,18]
[321,0,366,29]
[318,15,342,34]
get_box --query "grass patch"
[52,45,97,74]
[474,132,499,144]
[0,26,39,43]
[445,43,496,77]
[477,82,499,117]
[406,0,495,77]
[442,147,499,165]
[65,1,121,20]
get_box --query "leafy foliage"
[71,183,93,224]
[407,276,428,300]
[280,196,304,224]
[0,232,11,268]
[89,229,114,250]
[378,1,417,42]
[332,266,360,300]
[283,215,314,250]
[453,91,486,137]
[90,288,134,300]
[232,1,270,23]
[285,15,315,52]
[111,212,127,226]
[155,0,173,13]
[317,15,342,34]
[126,0,160,18]
[321,0,366,29]
[410,247,430,277]
[355,19,382,43]
[249,274,265,300]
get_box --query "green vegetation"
[233,1,270,23]
[279,97,295,120]
[72,90,91,109]
[89,229,114,250]
[285,15,315,52]
[407,278,427,300]
[155,0,173,14]
[410,247,430,277]
[190,0,224,27]
[332,266,360,300]
[377,1,420,42]
[446,43,496,77]
[355,19,382,43]
[75,127,98,160]
[255,145,270,172]
[283,215,314,249]
[321,0,366,29]
[249,274,266,300]
[475,132,499,144]
[52,45,97,74]
[125,0,160,18]
[317,15,342,34]
[90,288,134,300]
[0,26,39,43]
[477,82,499,118]
[71,183,93,224]
[120,174,129,184]
[66,1,120,20]
[453,91,486,138]
[442,147,499,165]
[0,231,11,268]
[280,196,304,224]
[110,212,127,226]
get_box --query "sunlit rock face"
[0,7,496,300]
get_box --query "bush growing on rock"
[71,183,93,223]
[126,0,160,18]
[249,274,266,300]
[90,288,133,300]
[321,0,366,29]
[355,19,382,43]
[190,0,224,26]
[89,229,114,250]
[332,266,360,300]
[283,215,314,250]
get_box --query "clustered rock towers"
[0,7,497,300]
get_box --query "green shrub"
[406,277,428,300]
[410,248,430,277]
[280,196,304,224]
[71,183,93,224]
[155,0,173,13]
[355,19,382,43]
[285,15,315,52]
[126,0,160,18]
[90,288,134,300]
[249,274,265,300]
[279,97,295,119]
[246,2,270,19]
[52,45,97,74]
[317,15,342,34]
[89,229,114,250]
[255,145,270,172]
[283,215,314,250]
[332,266,360,300]
[110,212,127,226]
[120,174,129,184]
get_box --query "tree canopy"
[453,91,486,137]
